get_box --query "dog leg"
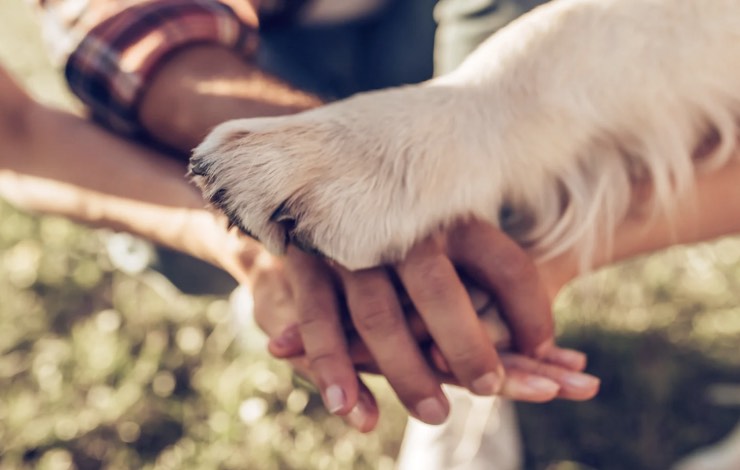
[192,0,740,270]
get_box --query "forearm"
[0,95,257,275]
[50,0,316,154]
[139,45,322,153]
[540,151,740,297]
[2,98,199,205]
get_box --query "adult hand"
[2,58,596,427]
[0,69,383,432]
[248,251,381,433]
[267,218,599,426]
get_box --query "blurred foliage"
[0,203,404,470]
[523,244,740,470]
[1,0,739,469]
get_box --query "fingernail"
[324,384,346,413]
[564,372,600,389]
[471,372,502,396]
[415,397,447,424]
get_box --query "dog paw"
[190,86,498,269]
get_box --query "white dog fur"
[191,0,740,272]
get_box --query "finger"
[430,341,591,401]
[428,337,585,374]
[469,288,586,371]
[428,346,560,402]
[344,379,380,432]
[270,323,381,366]
[539,340,588,371]
[501,354,600,401]
[268,323,304,358]
[338,266,450,425]
[346,334,379,365]
[287,356,379,431]
[432,350,596,402]
[498,369,562,402]
[268,292,522,371]
[397,237,504,396]
[270,323,426,371]
[448,219,554,357]
[284,247,358,415]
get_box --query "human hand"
[247,251,381,432]
[264,219,599,428]
[0,75,597,427]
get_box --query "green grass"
[1,1,739,468]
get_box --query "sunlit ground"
[1,1,739,469]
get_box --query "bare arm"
[43,0,558,418]
[139,45,321,153]
[0,68,259,282]
[540,152,740,297]
[7,57,740,427]
[131,40,740,416]
[0,62,592,425]
[124,39,565,416]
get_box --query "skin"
[135,44,583,422]
[269,150,740,430]
[128,12,727,425]
[133,15,740,425]
[4,61,740,430]
[0,65,590,428]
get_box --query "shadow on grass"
[518,329,740,470]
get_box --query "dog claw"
[270,201,293,223]
[209,188,228,207]
[189,160,211,177]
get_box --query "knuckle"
[296,307,337,340]
[297,297,333,324]
[446,344,492,374]
[307,349,345,371]
[297,312,323,330]
[353,299,403,334]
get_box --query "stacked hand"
[1,65,598,434]
[245,219,599,432]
